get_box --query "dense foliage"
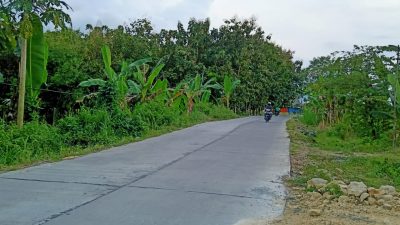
[0,15,301,167]
[301,45,400,149]
[1,17,300,121]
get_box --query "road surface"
[0,116,290,225]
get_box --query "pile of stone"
[306,178,400,215]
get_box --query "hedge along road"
[0,116,290,225]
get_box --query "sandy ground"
[268,186,400,225]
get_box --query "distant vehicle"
[264,108,273,122]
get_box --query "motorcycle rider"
[264,102,273,122]
[265,102,273,112]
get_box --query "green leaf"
[388,74,400,102]
[26,14,48,100]
[129,58,152,68]
[152,79,168,93]
[127,80,141,94]
[201,90,211,103]
[101,45,116,79]
[79,79,106,87]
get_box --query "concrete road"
[0,116,290,225]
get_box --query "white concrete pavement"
[0,116,290,225]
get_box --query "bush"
[208,105,237,120]
[322,183,343,198]
[194,103,237,120]
[299,108,320,126]
[376,158,400,186]
[56,108,116,146]
[111,109,144,137]
[133,101,180,130]
[0,120,63,165]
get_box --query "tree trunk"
[17,38,27,128]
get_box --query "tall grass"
[0,103,237,169]
[299,108,320,126]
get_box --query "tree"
[182,75,221,113]
[79,46,149,108]
[1,0,71,127]
[222,75,240,108]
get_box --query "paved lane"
[0,116,290,225]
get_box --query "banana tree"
[25,15,48,109]
[127,60,168,103]
[79,45,145,108]
[222,75,241,108]
[80,45,166,107]
[2,0,71,127]
[182,75,221,113]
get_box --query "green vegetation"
[289,46,400,190]
[301,45,400,149]
[0,6,302,170]
[0,103,236,170]
[288,117,400,190]
[0,0,72,127]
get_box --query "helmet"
[268,102,271,105]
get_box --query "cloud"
[67,0,212,30]
[207,0,400,62]
[65,0,400,63]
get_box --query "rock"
[382,195,394,202]
[380,185,396,195]
[377,199,385,206]
[309,209,322,216]
[308,178,328,189]
[307,191,322,201]
[368,197,377,205]
[360,192,369,202]
[368,187,385,197]
[347,182,367,197]
[383,204,393,210]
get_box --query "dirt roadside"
[267,119,400,225]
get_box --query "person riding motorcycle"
[264,102,273,122]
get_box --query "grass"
[287,118,400,190]
[0,104,238,172]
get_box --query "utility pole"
[17,38,27,128]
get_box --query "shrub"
[133,101,180,130]
[0,120,63,165]
[56,108,116,146]
[111,109,144,137]
[194,103,237,120]
[300,108,320,126]
[376,158,400,186]
[322,183,343,198]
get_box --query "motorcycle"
[264,108,273,122]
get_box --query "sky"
[66,0,400,64]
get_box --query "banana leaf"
[101,45,116,79]
[79,79,106,87]
[26,14,48,100]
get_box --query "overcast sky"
[66,0,400,63]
